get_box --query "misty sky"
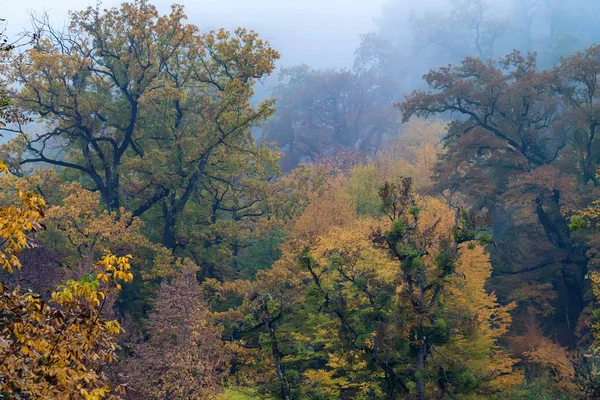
[4,0,404,69]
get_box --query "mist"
[7,0,390,69]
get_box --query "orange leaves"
[292,177,356,244]
[524,339,575,386]
[508,324,577,393]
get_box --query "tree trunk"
[162,200,177,251]
[415,340,427,400]
[535,194,586,338]
[267,320,291,400]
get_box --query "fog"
[6,0,395,69]
[7,0,600,78]
[7,0,600,155]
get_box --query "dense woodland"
[5,0,600,398]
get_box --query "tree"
[0,252,133,399]
[2,0,279,233]
[400,49,593,341]
[408,0,508,62]
[0,162,45,273]
[121,263,231,400]
[1,0,281,283]
[206,250,310,399]
[2,1,195,211]
[206,180,356,399]
[262,65,398,171]
[565,188,600,398]
[0,145,132,399]
[552,45,600,185]
[211,176,520,399]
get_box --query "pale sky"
[5,0,390,69]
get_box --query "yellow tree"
[0,159,134,399]
[299,180,520,399]
[210,176,520,399]
[0,253,133,399]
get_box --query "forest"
[3,0,600,398]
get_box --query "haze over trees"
[4,0,600,399]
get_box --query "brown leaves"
[121,263,231,400]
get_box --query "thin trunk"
[415,339,427,400]
[162,199,177,251]
[266,319,291,400]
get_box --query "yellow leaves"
[45,183,141,253]
[0,161,46,273]
[95,252,134,286]
[433,243,522,392]
[81,386,110,400]
[104,320,122,336]
[569,199,600,348]
[0,256,127,399]
[0,176,131,399]
[53,250,132,308]
[591,271,600,302]
[310,218,397,294]
[302,369,347,397]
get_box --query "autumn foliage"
[6,0,600,399]
[0,157,132,399]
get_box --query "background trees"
[262,66,398,171]
[401,48,600,343]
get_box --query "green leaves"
[568,215,586,232]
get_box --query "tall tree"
[2,0,279,222]
[400,48,600,341]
